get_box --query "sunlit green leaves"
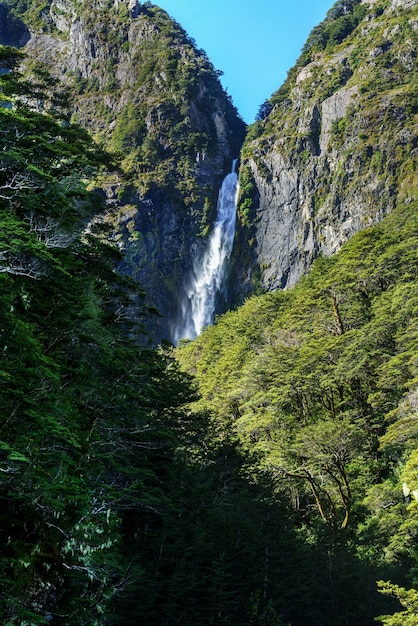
[377,581,418,625]
[177,197,418,614]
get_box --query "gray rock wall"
[9,0,246,342]
[235,0,417,296]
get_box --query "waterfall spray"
[174,161,239,342]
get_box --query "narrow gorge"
[2,0,415,343]
[0,0,417,624]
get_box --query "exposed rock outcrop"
[0,4,29,46]
[1,0,416,339]
[233,0,417,298]
[1,0,245,342]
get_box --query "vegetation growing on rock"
[0,0,417,623]
[2,0,246,341]
[177,194,418,624]
[234,0,417,298]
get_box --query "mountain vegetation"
[1,0,246,342]
[0,0,417,624]
[0,45,192,623]
[177,193,418,623]
[232,0,417,300]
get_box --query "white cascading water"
[174,161,239,342]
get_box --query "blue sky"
[153,0,335,123]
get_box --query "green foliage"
[0,46,216,624]
[109,100,146,153]
[177,197,418,623]
[377,581,418,625]
[1,1,417,623]
[301,0,367,59]
[237,164,257,227]
[0,45,330,626]
[4,0,53,33]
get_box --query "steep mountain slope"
[177,194,418,625]
[1,1,418,623]
[233,0,417,299]
[4,1,415,337]
[0,0,246,341]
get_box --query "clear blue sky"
[153,0,334,123]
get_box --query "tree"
[377,581,418,626]
[273,418,365,530]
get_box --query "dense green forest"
[177,193,418,624]
[0,45,209,624]
[1,0,418,623]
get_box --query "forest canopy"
[0,0,417,619]
[177,193,418,624]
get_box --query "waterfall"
[174,161,239,342]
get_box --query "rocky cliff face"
[1,0,246,341]
[233,0,417,299]
[1,0,416,338]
